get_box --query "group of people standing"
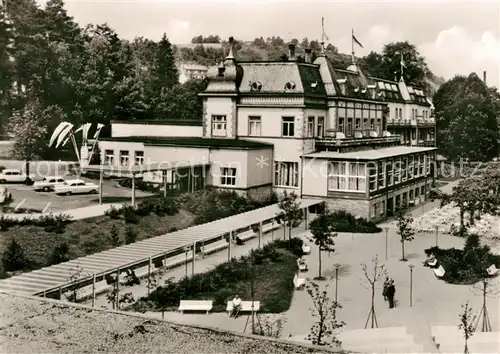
[383,277,396,308]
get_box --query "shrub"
[2,239,29,272]
[274,237,304,257]
[125,226,138,245]
[108,224,121,247]
[329,210,381,233]
[123,205,140,224]
[118,178,161,193]
[48,243,70,266]
[105,205,122,219]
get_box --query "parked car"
[54,179,99,195]
[33,176,67,192]
[0,169,35,184]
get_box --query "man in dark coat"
[382,277,390,301]
[386,279,396,308]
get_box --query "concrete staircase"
[338,326,424,353]
[431,326,500,353]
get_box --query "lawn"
[0,208,194,274]
[130,240,301,314]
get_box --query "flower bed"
[130,239,303,314]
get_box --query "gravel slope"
[0,294,343,354]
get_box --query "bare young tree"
[361,255,387,329]
[458,301,477,354]
[470,278,500,332]
[147,265,166,295]
[396,208,415,261]
[65,264,91,302]
[106,289,135,310]
[256,314,287,338]
[306,281,345,347]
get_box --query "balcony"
[316,134,402,152]
[386,118,435,127]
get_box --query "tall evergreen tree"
[153,33,178,95]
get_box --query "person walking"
[386,279,396,309]
[382,277,390,301]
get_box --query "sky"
[37,0,500,87]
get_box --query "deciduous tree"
[2,239,28,272]
[306,281,345,347]
[309,203,337,280]
[277,191,303,245]
[395,208,415,261]
[458,301,476,354]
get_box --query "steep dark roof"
[100,136,273,150]
[238,62,326,96]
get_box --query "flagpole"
[400,53,404,80]
[351,28,355,64]
[321,17,325,53]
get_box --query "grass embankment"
[130,239,303,314]
[0,189,277,278]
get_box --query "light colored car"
[0,169,35,184]
[33,176,67,192]
[54,179,99,196]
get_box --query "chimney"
[305,48,312,63]
[483,71,487,85]
[288,44,296,61]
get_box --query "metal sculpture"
[49,122,104,170]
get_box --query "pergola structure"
[82,161,210,206]
[0,199,321,300]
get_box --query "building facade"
[98,41,436,220]
[178,63,209,83]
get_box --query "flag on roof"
[352,33,363,48]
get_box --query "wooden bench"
[226,300,260,314]
[262,222,281,234]
[237,229,256,242]
[433,265,445,278]
[487,264,499,276]
[178,300,213,314]
[297,259,308,272]
[293,274,306,290]
[163,253,193,269]
[201,240,228,256]
[63,280,111,302]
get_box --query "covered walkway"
[0,199,321,298]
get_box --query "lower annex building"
[98,39,437,221]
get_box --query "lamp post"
[408,264,415,307]
[434,226,439,247]
[384,227,389,260]
[334,263,341,304]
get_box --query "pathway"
[82,221,308,310]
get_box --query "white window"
[394,158,401,184]
[212,115,227,136]
[120,151,129,166]
[377,161,385,188]
[401,157,407,181]
[414,155,419,177]
[274,161,298,187]
[317,117,325,137]
[387,161,394,186]
[369,163,377,191]
[134,151,144,165]
[105,150,114,165]
[248,116,261,136]
[220,167,236,186]
[408,156,414,179]
[327,162,347,191]
[423,155,428,175]
[347,162,366,192]
[307,116,315,137]
[282,117,295,137]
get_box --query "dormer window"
[367,84,376,99]
[361,88,367,94]
[310,81,318,90]
[354,87,359,93]
[285,81,296,91]
[337,78,347,95]
[250,81,262,91]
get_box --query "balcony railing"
[316,134,401,151]
[386,118,435,127]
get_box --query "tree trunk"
[460,207,465,230]
[25,160,31,185]
[469,208,475,225]
[318,249,322,279]
[288,225,292,248]
[401,240,405,261]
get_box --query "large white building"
[99,41,436,221]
